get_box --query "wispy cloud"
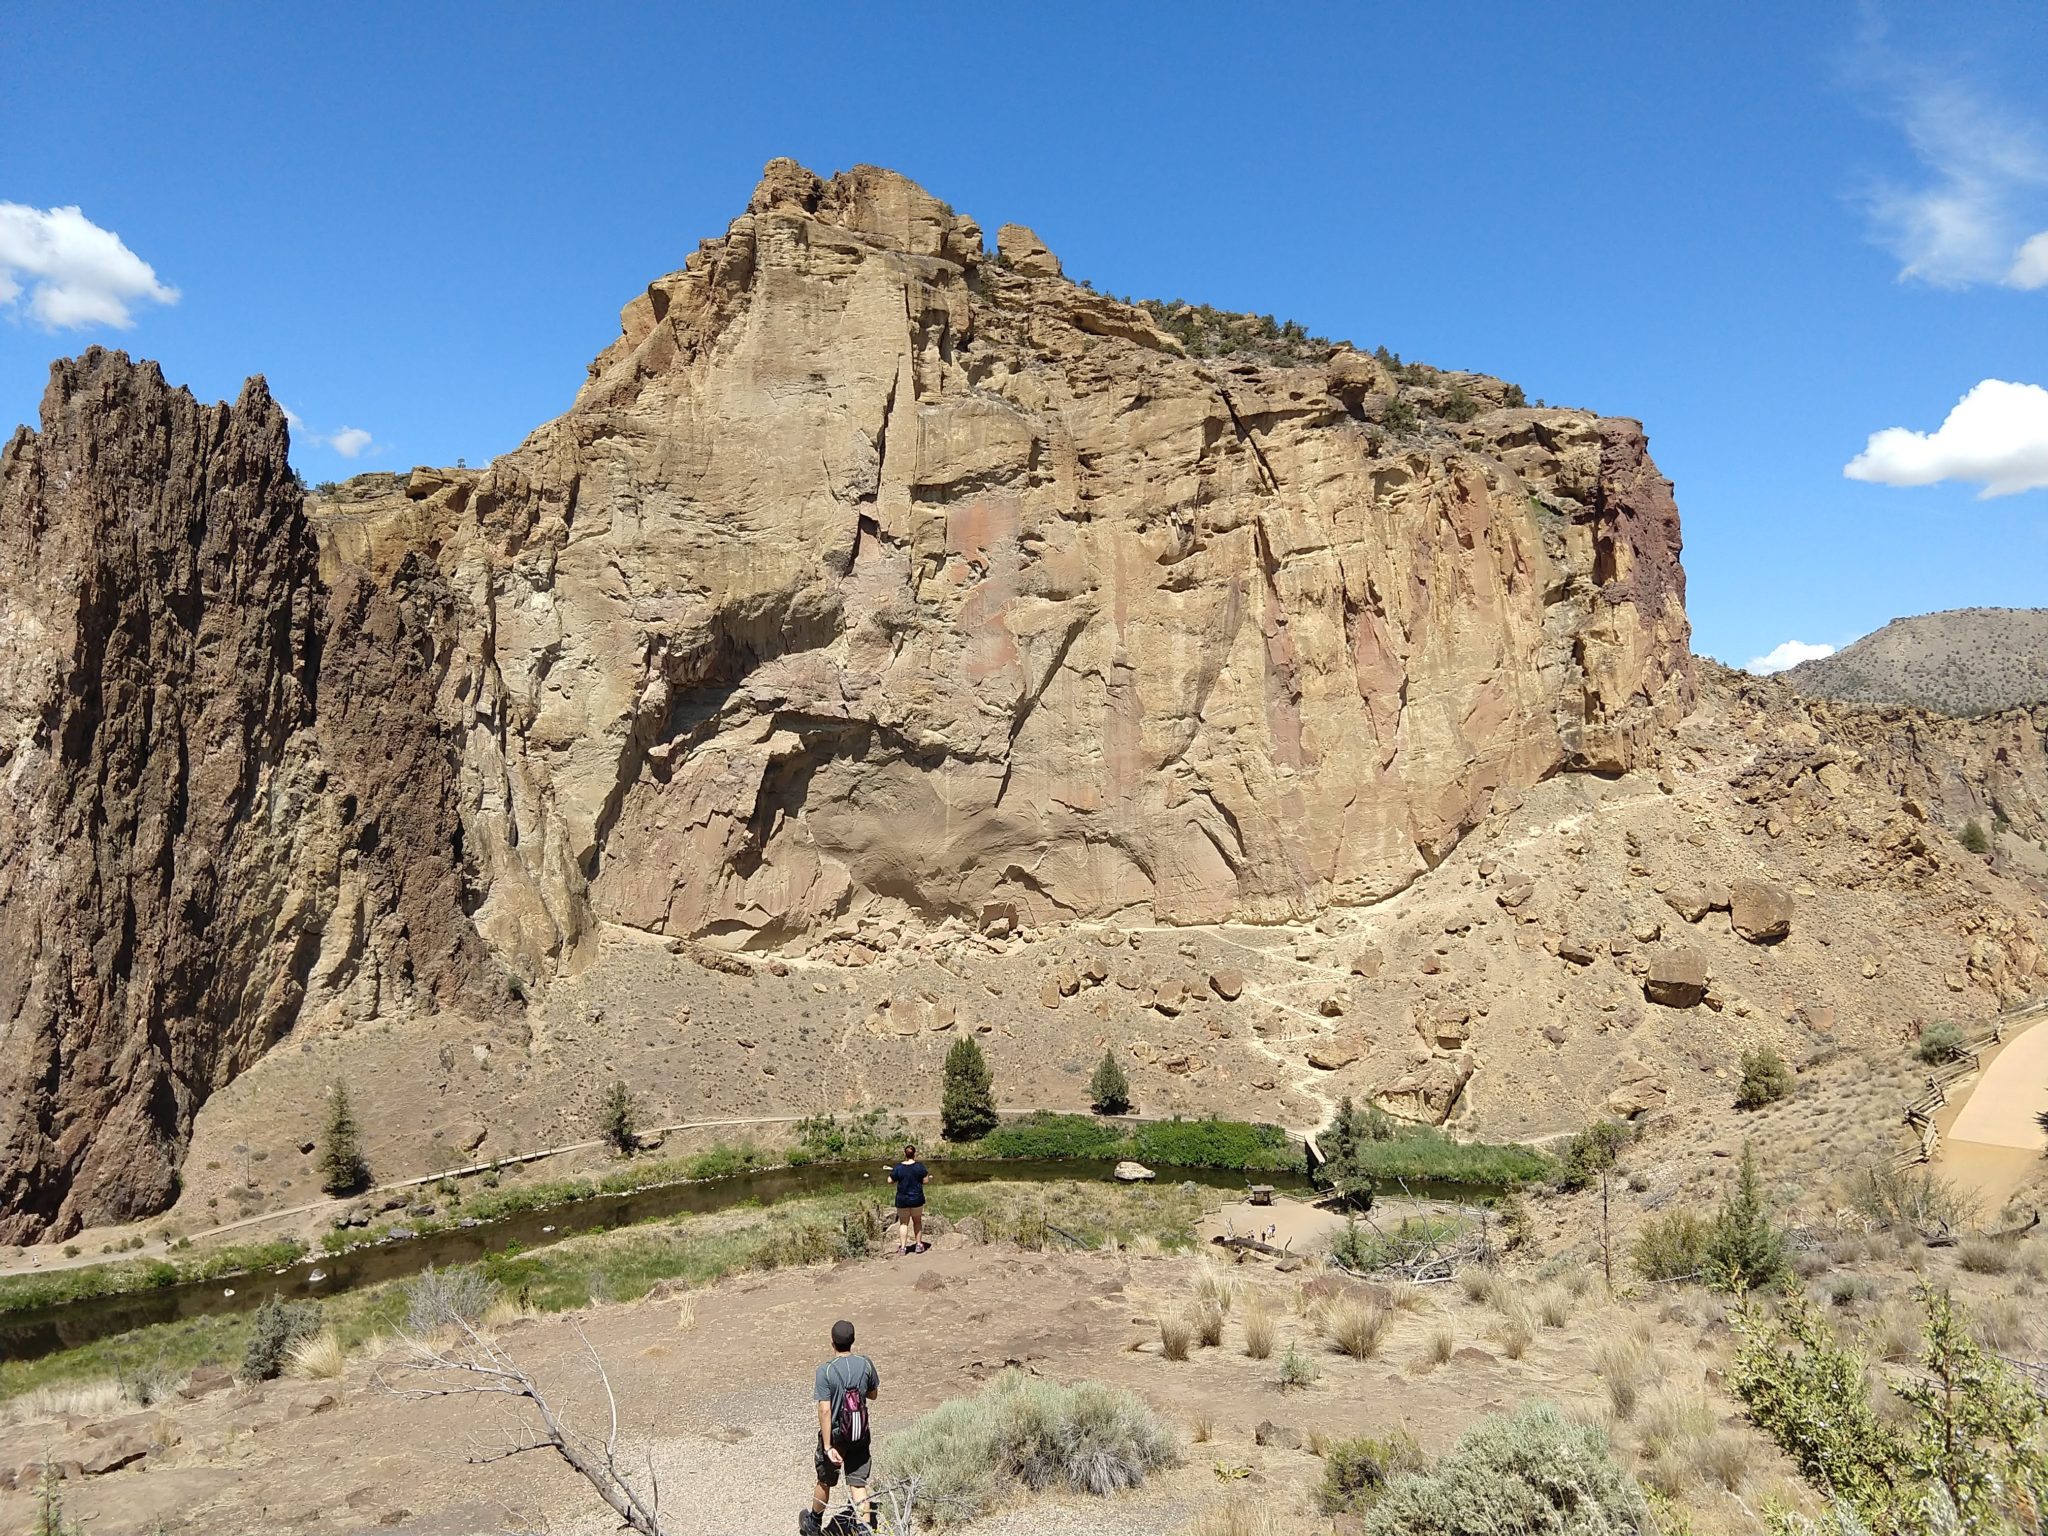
[1845,379,2048,498]
[1748,641,1836,676]
[1857,62,2048,289]
[283,406,380,462]
[0,203,178,329]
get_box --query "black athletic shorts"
[816,1436,872,1488]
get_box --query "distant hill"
[1780,608,2048,716]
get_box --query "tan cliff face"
[317,159,1693,975]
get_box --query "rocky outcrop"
[0,352,490,1240]
[311,159,1693,973]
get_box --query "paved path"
[1949,1013,2048,1150]
[1934,1001,2048,1215]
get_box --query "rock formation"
[312,159,1692,977]
[12,161,2040,1241]
[0,352,488,1240]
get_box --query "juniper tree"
[319,1081,370,1196]
[596,1079,638,1156]
[941,1035,998,1141]
[1707,1139,1787,1293]
[1088,1048,1130,1116]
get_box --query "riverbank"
[0,1177,1211,1403]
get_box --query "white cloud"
[0,203,178,329]
[1844,379,2048,498]
[2010,230,2048,289]
[1748,641,1837,676]
[1859,69,2048,290]
[283,405,380,462]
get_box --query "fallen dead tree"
[380,1316,670,1535]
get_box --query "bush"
[790,1107,908,1165]
[595,1079,638,1155]
[1278,1341,1319,1390]
[1736,1046,1795,1110]
[1631,1210,1712,1283]
[1705,1141,1787,1293]
[1088,1049,1130,1116]
[403,1264,501,1334]
[1317,1099,1550,1197]
[1434,385,1481,423]
[1502,384,1527,408]
[1379,393,1420,434]
[1850,1162,1980,1235]
[242,1295,323,1381]
[1959,819,1990,855]
[877,1370,1177,1526]
[318,1082,369,1197]
[1362,1402,1649,1535]
[1126,1117,1300,1172]
[941,1036,998,1142]
[1554,1121,1633,1192]
[1916,1021,1969,1065]
[975,1112,1126,1160]
[1319,1431,1425,1514]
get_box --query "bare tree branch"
[379,1318,671,1536]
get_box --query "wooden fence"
[1890,996,2045,1169]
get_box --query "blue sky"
[2,2,2043,670]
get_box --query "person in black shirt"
[884,1143,929,1255]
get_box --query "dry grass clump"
[1534,1284,1573,1328]
[286,1327,346,1380]
[1193,1261,1238,1313]
[1866,1297,1921,1364]
[674,1296,698,1332]
[1458,1266,1502,1305]
[1958,1237,2015,1274]
[1242,1302,1276,1360]
[1385,1279,1427,1313]
[0,1379,131,1427]
[1634,1382,1751,1496]
[1188,1496,1279,1536]
[1160,1316,1193,1361]
[1970,1294,2038,1354]
[1594,1332,1655,1419]
[1193,1300,1226,1349]
[1696,1427,1755,1493]
[1190,1414,1212,1444]
[1327,1298,1392,1360]
[1495,1315,1533,1360]
[1421,1325,1455,1366]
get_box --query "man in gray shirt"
[810,1318,880,1532]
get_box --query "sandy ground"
[1197,1195,1346,1253]
[9,1212,2045,1536]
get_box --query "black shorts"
[816,1436,872,1489]
[895,1199,924,1211]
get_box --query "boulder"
[1644,950,1708,1009]
[1208,969,1245,1001]
[1254,1420,1303,1450]
[1112,1160,1155,1182]
[996,223,1061,277]
[1730,879,1793,944]
[1557,936,1600,966]
[1306,1043,1361,1071]
[1375,1055,1474,1125]
[1349,947,1386,979]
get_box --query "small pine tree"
[1959,819,1990,855]
[596,1079,638,1156]
[941,1035,998,1141]
[1088,1048,1130,1116]
[1707,1140,1787,1293]
[1736,1045,1796,1110]
[1379,393,1419,434]
[318,1081,369,1197]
